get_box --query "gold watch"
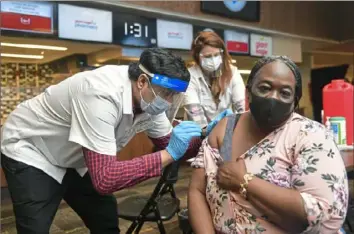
[239,172,254,199]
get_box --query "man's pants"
[1,154,120,234]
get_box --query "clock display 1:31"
[124,22,148,38]
[113,13,157,47]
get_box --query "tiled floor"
[1,166,353,234]
[1,165,193,234]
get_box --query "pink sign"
[250,34,272,57]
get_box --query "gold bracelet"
[239,172,254,199]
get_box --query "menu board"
[0,1,54,34]
[250,33,272,57]
[224,30,249,54]
[58,4,112,43]
[156,19,193,50]
[113,13,157,47]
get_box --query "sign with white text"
[0,1,54,34]
[58,4,112,43]
[157,19,193,50]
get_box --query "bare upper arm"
[189,168,207,195]
[189,116,228,195]
[207,117,228,150]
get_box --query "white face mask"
[201,55,223,72]
[140,90,171,115]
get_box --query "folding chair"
[117,161,181,234]
[178,208,193,234]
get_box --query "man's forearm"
[83,148,163,194]
[246,177,308,233]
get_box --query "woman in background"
[182,31,246,132]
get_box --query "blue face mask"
[140,90,171,115]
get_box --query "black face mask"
[249,93,294,130]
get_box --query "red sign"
[224,30,249,54]
[0,2,53,34]
[1,12,51,33]
[226,41,249,53]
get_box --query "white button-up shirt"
[1,65,172,183]
[182,64,246,127]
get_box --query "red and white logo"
[0,1,53,34]
[224,30,249,54]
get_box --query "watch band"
[239,172,254,199]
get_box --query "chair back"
[146,161,180,202]
[161,161,180,183]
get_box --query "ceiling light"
[238,70,251,75]
[1,42,67,51]
[1,53,44,59]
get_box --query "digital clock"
[124,23,148,38]
[113,13,157,47]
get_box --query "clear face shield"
[139,64,188,123]
[165,92,185,123]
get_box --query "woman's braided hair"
[246,55,302,107]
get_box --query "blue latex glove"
[206,109,233,135]
[166,121,202,161]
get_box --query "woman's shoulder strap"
[219,113,241,161]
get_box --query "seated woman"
[188,56,349,234]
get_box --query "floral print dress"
[191,113,349,234]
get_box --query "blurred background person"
[181,31,246,130]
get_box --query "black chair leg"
[153,207,166,234]
[126,220,139,234]
[156,219,166,234]
[135,221,145,234]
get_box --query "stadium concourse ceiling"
[0,36,119,64]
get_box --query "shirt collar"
[190,64,210,87]
[189,64,204,80]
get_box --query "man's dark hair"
[128,48,190,82]
[246,55,302,107]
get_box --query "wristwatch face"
[244,173,253,181]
